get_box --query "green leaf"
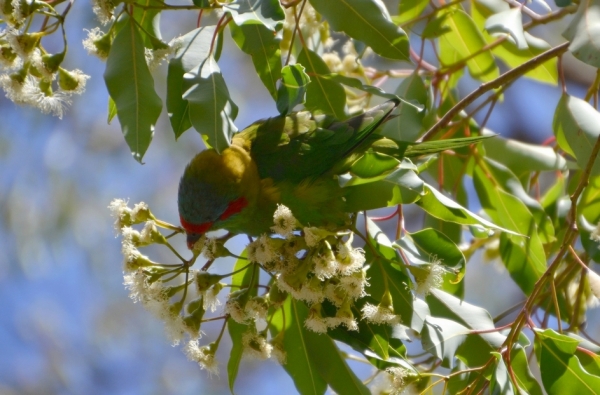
[534,328,600,394]
[416,183,517,235]
[104,16,162,163]
[107,96,117,124]
[405,135,492,157]
[396,0,429,25]
[427,289,506,367]
[167,26,215,139]
[511,345,544,395]
[350,152,400,178]
[578,179,600,262]
[309,0,410,60]
[553,94,600,176]
[491,352,515,395]
[269,298,327,395]
[227,251,258,393]
[277,64,310,115]
[421,316,470,368]
[473,165,546,294]
[485,8,527,50]
[397,229,466,295]
[343,167,424,210]
[366,219,430,332]
[439,8,499,82]
[229,21,281,100]
[183,55,238,153]
[482,129,567,176]
[223,0,285,31]
[328,296,407,364]
[132,0,163,48]
[422,13,452,39]
[297,48,346,118]
[303,320,371,395]
[323,74,416,108]
[563,0,600,68]
[380,72,428,142]
[482,157,555,244]
[493,33,558,84]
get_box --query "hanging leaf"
[297,48,346,118]
[553,94,600,176]
[167,26,215,138]
[309,0,409,60]
[563,0,600,68]
[277,64,310,115]
[438,8,499,82]
[484,7,527,50]
[534,328,600,394]
[223,0,285,31]
[104,15,162,163]
[230,21,282,99]
[182,55,238,153]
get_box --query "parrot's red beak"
[180,216,213,250]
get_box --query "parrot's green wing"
[233,99,401,183]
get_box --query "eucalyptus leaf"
[482,128,567,175]
[485,7,527,50]
[166,26,215,138]
[534,328,600,394]
[277,64,310,115]
[223,0,284,31]
[473,165,547,294]
[563,0,600,68]
[438,8,499,82]
[553,94,600,176]
[230,21,281,99]
[309,0,409,60]
[227,250,258,393]
[183,56,238,153]
[416,184,518,235]
[297,48,346,119]
[104,16,162,163]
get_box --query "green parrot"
[178,99,461,248]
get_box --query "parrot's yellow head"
[178,146,260,249]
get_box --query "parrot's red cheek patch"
[180,216,213,235]
[219,196,248,221]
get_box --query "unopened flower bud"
[268,282,288,305]
[42,52,65,74]
[195,271,223,293]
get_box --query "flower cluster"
[0,12,90,118]
[280,1,329,55]
[110,200,414,376]
[239,204,376,333]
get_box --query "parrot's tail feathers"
[337,99,400,162]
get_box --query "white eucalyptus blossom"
[416,259,445,296]
[338,270,369,300]
[184,340,219,376]
[225,297,249,324]
[271,204,297,237]
[304,303,328,334]
[245,297,269,321]
[91,0,115,25]
[242,331,272,360]
[82,27,109,59]
[361,303,401,325]
[203,283,223,312]
[247,234,277,264]
[336,236,366,275]
[108,198,132,233]
[591,221,600,243]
